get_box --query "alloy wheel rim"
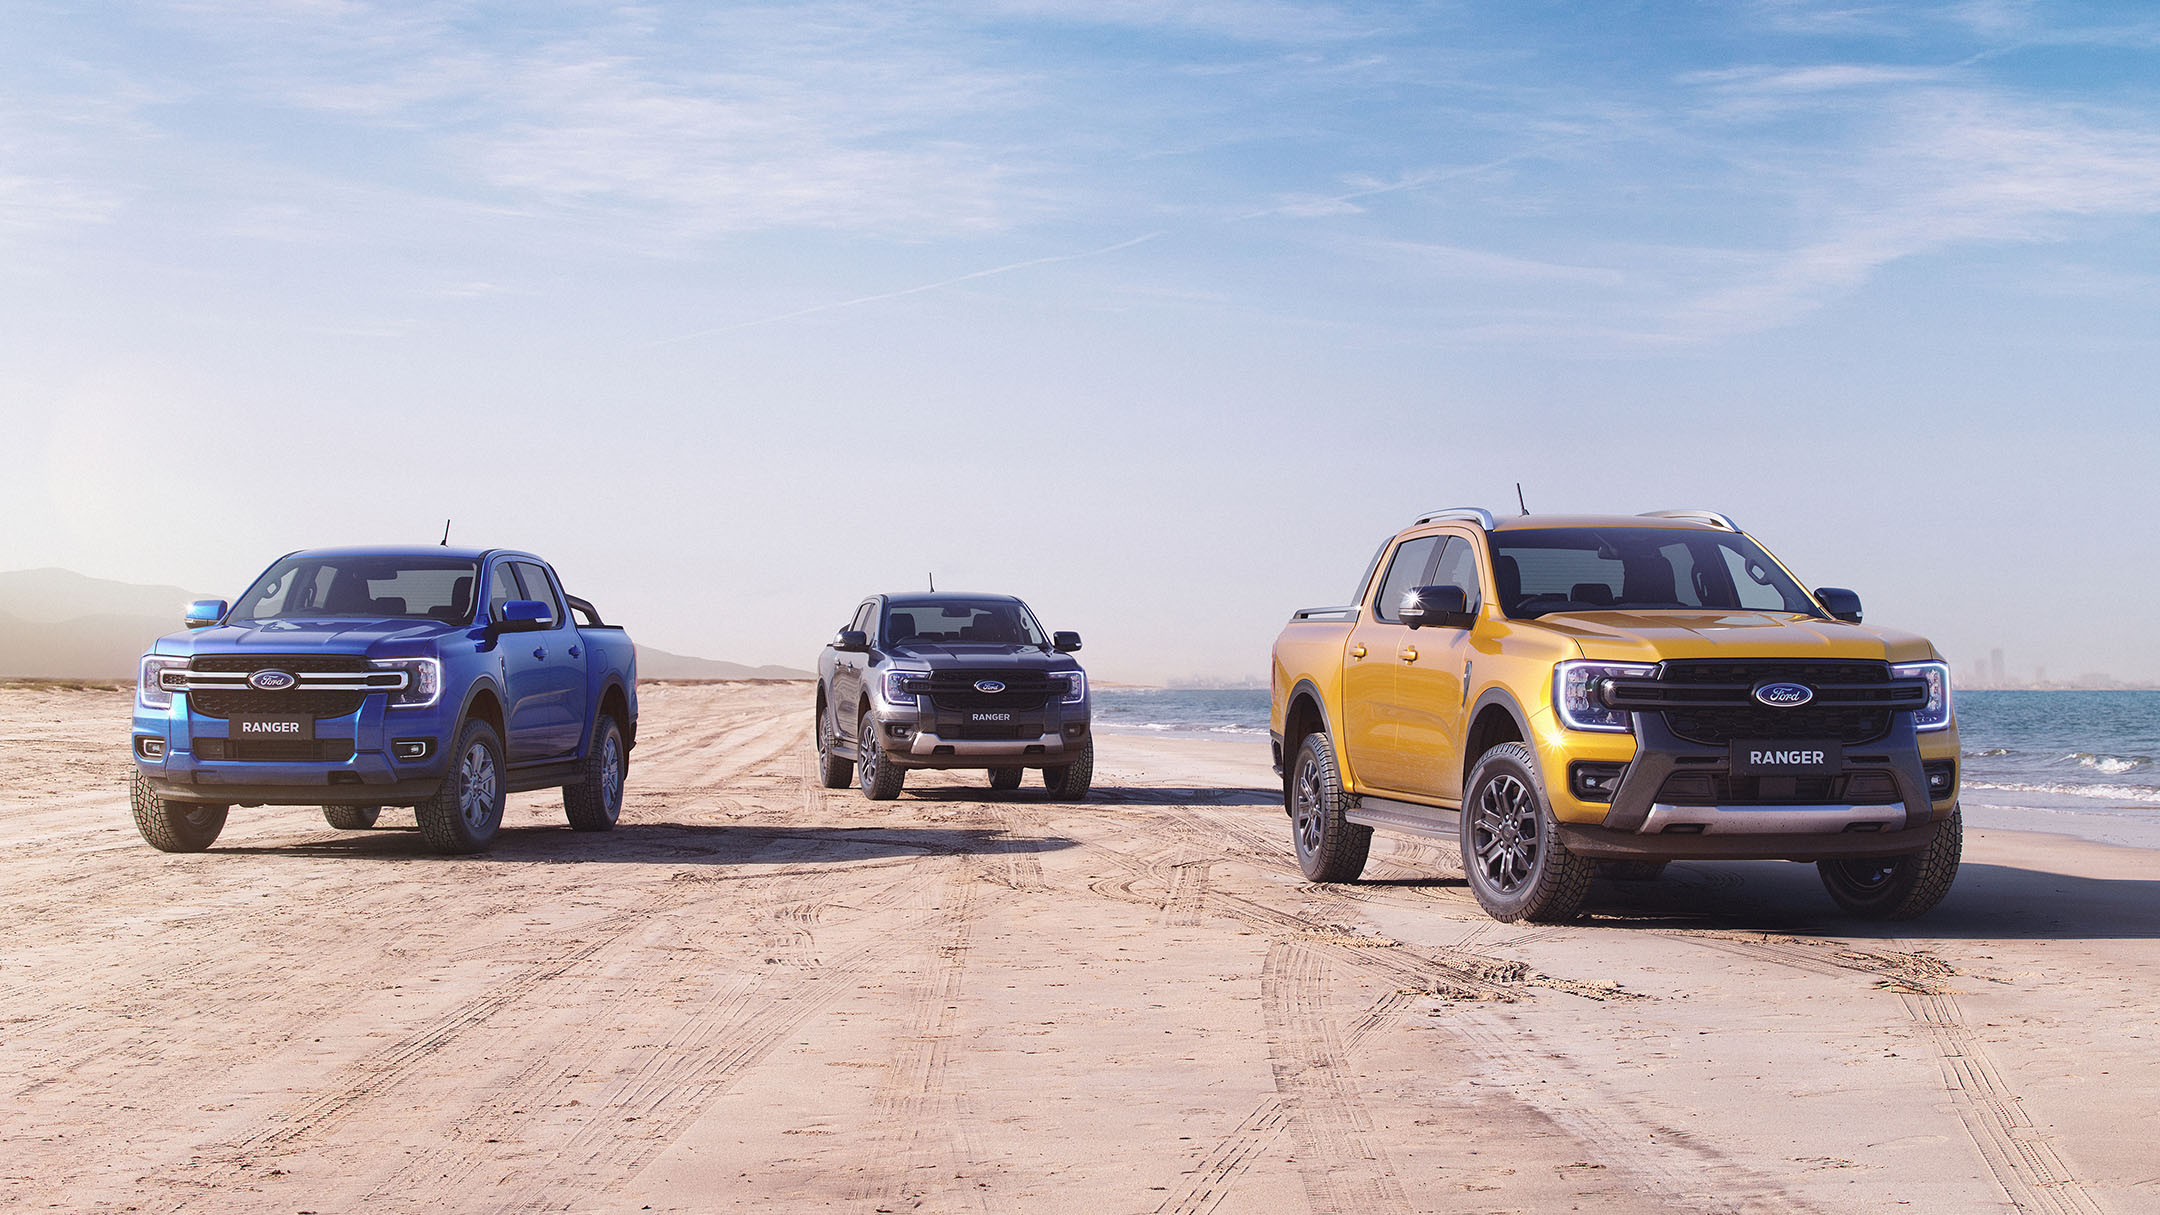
[600,734,623,811]
[1471,773,1540,894]
[860,727,880,788]
[459,742,498,830]
[1292,752,1324,856]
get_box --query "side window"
[512,561,565,626]
[1430,536,1480,610]
[848,602,875,639]
[486,562,520,623]
[1371,536,1441,624]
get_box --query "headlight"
[371,657,442,708]
[1891,660,1952,732]
[1060,670,1087,705]
[1554,660,1657,732]
[883,668,926,704]
[139,656,187,709]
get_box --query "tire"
[415,719,507,854]
[1042,738,1095,801]
[323,805,381,830]
[989,767,1024,791]
[1597,860,1667,882]
[858,709,905,800]
[1288,732,1369,882]
[815,699,853,788]
[1818,811,1963,920]
[129,772,227,853]
[563,716,627,832]
[1461,742,1592,923]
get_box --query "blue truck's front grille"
[183,655,384,720]
[190,689,371,719]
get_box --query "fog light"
[135,736,166,760]
[1923,760,1956,799]
[1063,723,1088,739]
[392,738,433,761]
[1569,761,1627,803]
[886,723,915,741]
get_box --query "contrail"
[651,230,1166,346]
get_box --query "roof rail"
[1640,509,1739,532]
[1413,506,1496,530]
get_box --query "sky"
[3,0,2158,686]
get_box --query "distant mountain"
[634,647,813,681]
[0,568,811,682]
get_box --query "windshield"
[882,598,1047,647]
[232,555,482,624]
[1488,528,1819,618]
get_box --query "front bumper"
[870,697,1090,769]
[1550,709,1956,857]
[131,691,455,806]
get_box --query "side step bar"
[1345,796,1460,842]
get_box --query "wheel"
[1818,811,1962,920]
[1461,742,1592,923]
[815,699,853,789]
[563,716,627,832]
[1288,732,1368,882]
[323,805,381,830]
[1596,860,1667,882]
[989,767,1024,791]
[129,772,227,853]
[414,719,506,854]
[1042,737,1095,800]
[857,709,905,800]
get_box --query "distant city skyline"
[3,3,2157,685]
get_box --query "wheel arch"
[1279,679,1335,813]
[1463,686,1531,790]
[459,680,506,741]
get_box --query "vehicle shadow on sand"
[894,784,1279,808]
[1583,859,2160,942]
[214,823,1080,866]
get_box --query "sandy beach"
[4,679,2157,1213]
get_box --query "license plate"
[971,712,1012,722]
[1730,740,1840,775]
[231,716,315,741]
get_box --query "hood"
[1526,611,1938,664]
[156,617,466,657]
[883,642,1079,672]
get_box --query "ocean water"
[1093,687,2160,846]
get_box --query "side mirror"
[1400,585,1475,630]
[184,600,227,629]
[834,629,870,653]
[494,599,553,632]
[1053,631,1082,653]
[1815,587,1863,623]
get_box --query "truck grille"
[194,739,357,763]
[181,656,399,721]
[919,671,1063,713]
[1656,769,1902,805]
[1605,660,1925,747]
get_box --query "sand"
[3,680,2156,1213]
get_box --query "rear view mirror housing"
[493,599,553,632]
[184,600,227,629]
[1052,631,1082,653]
[1400,585,1475,630]
[834,629,870,653]
[1815,587,1863,624]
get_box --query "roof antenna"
[928,572,936,592]
[1515,483,1528,516]
[440,519,452,546]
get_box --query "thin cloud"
[649,231,1167,344]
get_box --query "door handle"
[568,645,581,658]
[1399,647,1418,663]
[533,646,548,660]
[1350,643,1367,659]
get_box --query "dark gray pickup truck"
[813,593,1092,800]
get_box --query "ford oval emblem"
[1754,681,1814,708]
[249,669,297,691]
[974,679,1006,694]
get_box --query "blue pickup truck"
[129,546,637,855]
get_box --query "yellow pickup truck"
[1269,508,1961,923]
